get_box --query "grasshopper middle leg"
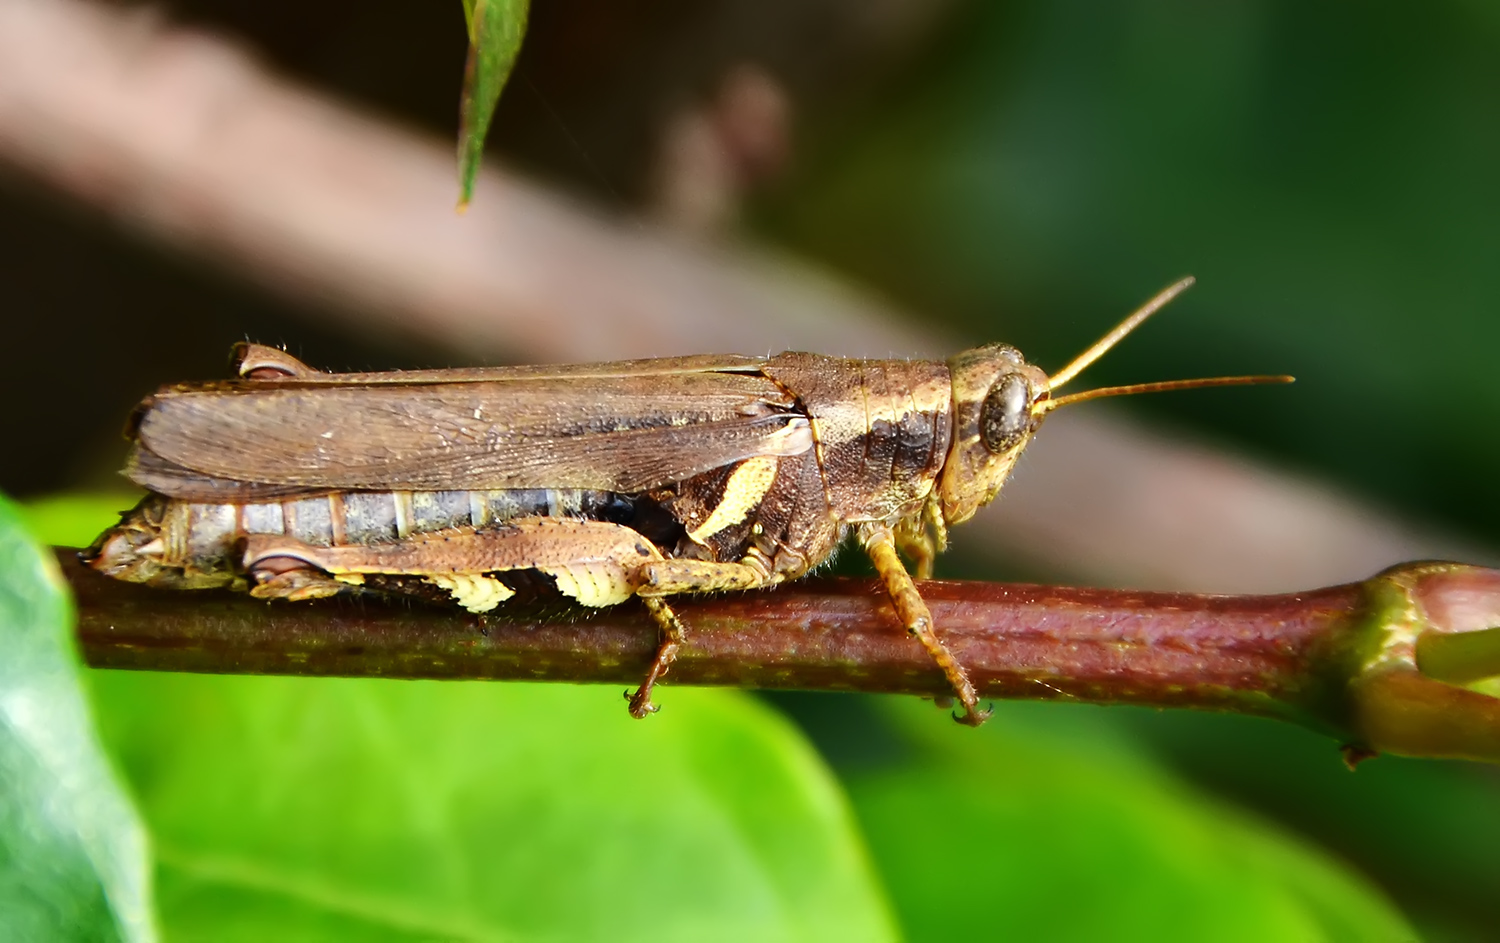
[626,554,778,716]
[860,521,989,726]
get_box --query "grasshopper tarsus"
[624,688,661,717]
[627,641,679,719]
[952,703,994,727]
[912,626,984,722]
[630,596,686,718]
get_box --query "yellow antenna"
[1041,277,1293,410]
[1043,375,1293,411]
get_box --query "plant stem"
[60,550,1350,713]
[60,551,1500,762]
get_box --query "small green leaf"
[457,0,529,210]
[849,699,1413,942]
[89,674,896,940]
[0,494,156,941]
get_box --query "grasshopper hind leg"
[239,522,780,721]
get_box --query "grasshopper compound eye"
[979,374,1032,454]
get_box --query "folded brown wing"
[129,370,812,500]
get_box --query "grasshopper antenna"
[1041,276,1293,411]
[1043,374,1294,411]
[1047,277,1196,391]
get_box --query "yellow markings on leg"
[426,573,515,613]
[334,573,366,586]
[863,530,933,637]
[924,496,948,554]
[244,517,667,611]
[895,506,939,581]
[543,563,636,608]
[688,456,780,544]
[640,557,773,596]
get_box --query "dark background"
[3,1,1498,937]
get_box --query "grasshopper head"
[937,277,1293,528]
[937,344,1051,527]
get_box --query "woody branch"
[59,551,1500,765]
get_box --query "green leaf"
[457,0,529,210]
[19,493,142,549]
[88,673,895,941]
[1113,708,1500,940]
[0,494,156,941]
[847,699,1413,942]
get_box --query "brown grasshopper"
[86,278,1289,723]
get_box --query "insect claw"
[626,687,661,719]
[951,702,993,727]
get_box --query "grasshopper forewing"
[87,277,1291,723]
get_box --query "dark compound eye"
[979,374,1033,454]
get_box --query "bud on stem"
[1337,563,1500,764]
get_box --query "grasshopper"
[86,278,1289,723]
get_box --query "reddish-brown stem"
[64,551,1500,762]
[61,550,1355,726]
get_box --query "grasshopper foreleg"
[860,521,989,726]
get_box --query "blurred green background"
[3,0,1498,939]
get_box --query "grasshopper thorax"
[938,344,1051,527]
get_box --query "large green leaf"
[89,672,895,941]
[847,698,1413,942]
[0,494,156,941]
[1115,708,1500,940]
[457,0,529,209]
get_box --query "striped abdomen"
[88,488,639,590]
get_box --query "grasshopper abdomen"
[87,487,665,590]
